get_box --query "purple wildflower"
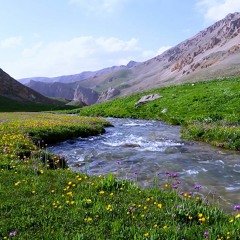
[9,230,17,236]
[204,231,209,239]
[172,184,179,189]
[194,184,202,190]
[170,172,178,178]
[165,171,170,176]
[234,205,240,211]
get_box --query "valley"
[1,12,240,240]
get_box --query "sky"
[1,0,240,79]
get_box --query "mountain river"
[48,118,240,212]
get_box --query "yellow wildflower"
[14,181,21,186]
[84,217,92,222]
[157,203,162,209]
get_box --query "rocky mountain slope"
[79,12,240,97]
[25,61,140,104]
[23,12,240,104]
[0,68,60,104]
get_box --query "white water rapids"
[48,118,240,212]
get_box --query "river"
[48,118,240,212]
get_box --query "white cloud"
[156,46,172,55]
[0,36,23,48]
[7,36,145,78]
[197,0,240,21]
[141,46,172,59]
[69,0,128,13]
[2,35,172,78]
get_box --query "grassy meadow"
[0,96,76,112]
[0,78,240,239]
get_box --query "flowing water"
[48,118,240,212]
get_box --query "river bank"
[1,112,240,239]
[65,78,240,152]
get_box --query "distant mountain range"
[18,61,140,84]
[5,12,240,106]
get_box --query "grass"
[64,78,240,151]
[0,112,240,239]
[0,96,77,112]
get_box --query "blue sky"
[1,0,240,79]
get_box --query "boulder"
[135,94,162,107]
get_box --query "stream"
[48,118,240,212]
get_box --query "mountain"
[24,61,140,104]
[18,61,140,85]
[27,80,75,100]
[0,68,60,105]
[23,12,240,103]
[26,80,100,105]
[78,12,240,97]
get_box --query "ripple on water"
[48,118,240,212]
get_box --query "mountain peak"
[126,61,140,68]
[225,12,240,20]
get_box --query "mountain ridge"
[18,61,140,85]
[17,12,240,104]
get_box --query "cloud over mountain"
[197,0,240,21]
[7,36,161,78]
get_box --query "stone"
[135,94,162,107]
[161,108,168,114]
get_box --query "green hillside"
[66,78,240,150]
[0,96,76,112]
